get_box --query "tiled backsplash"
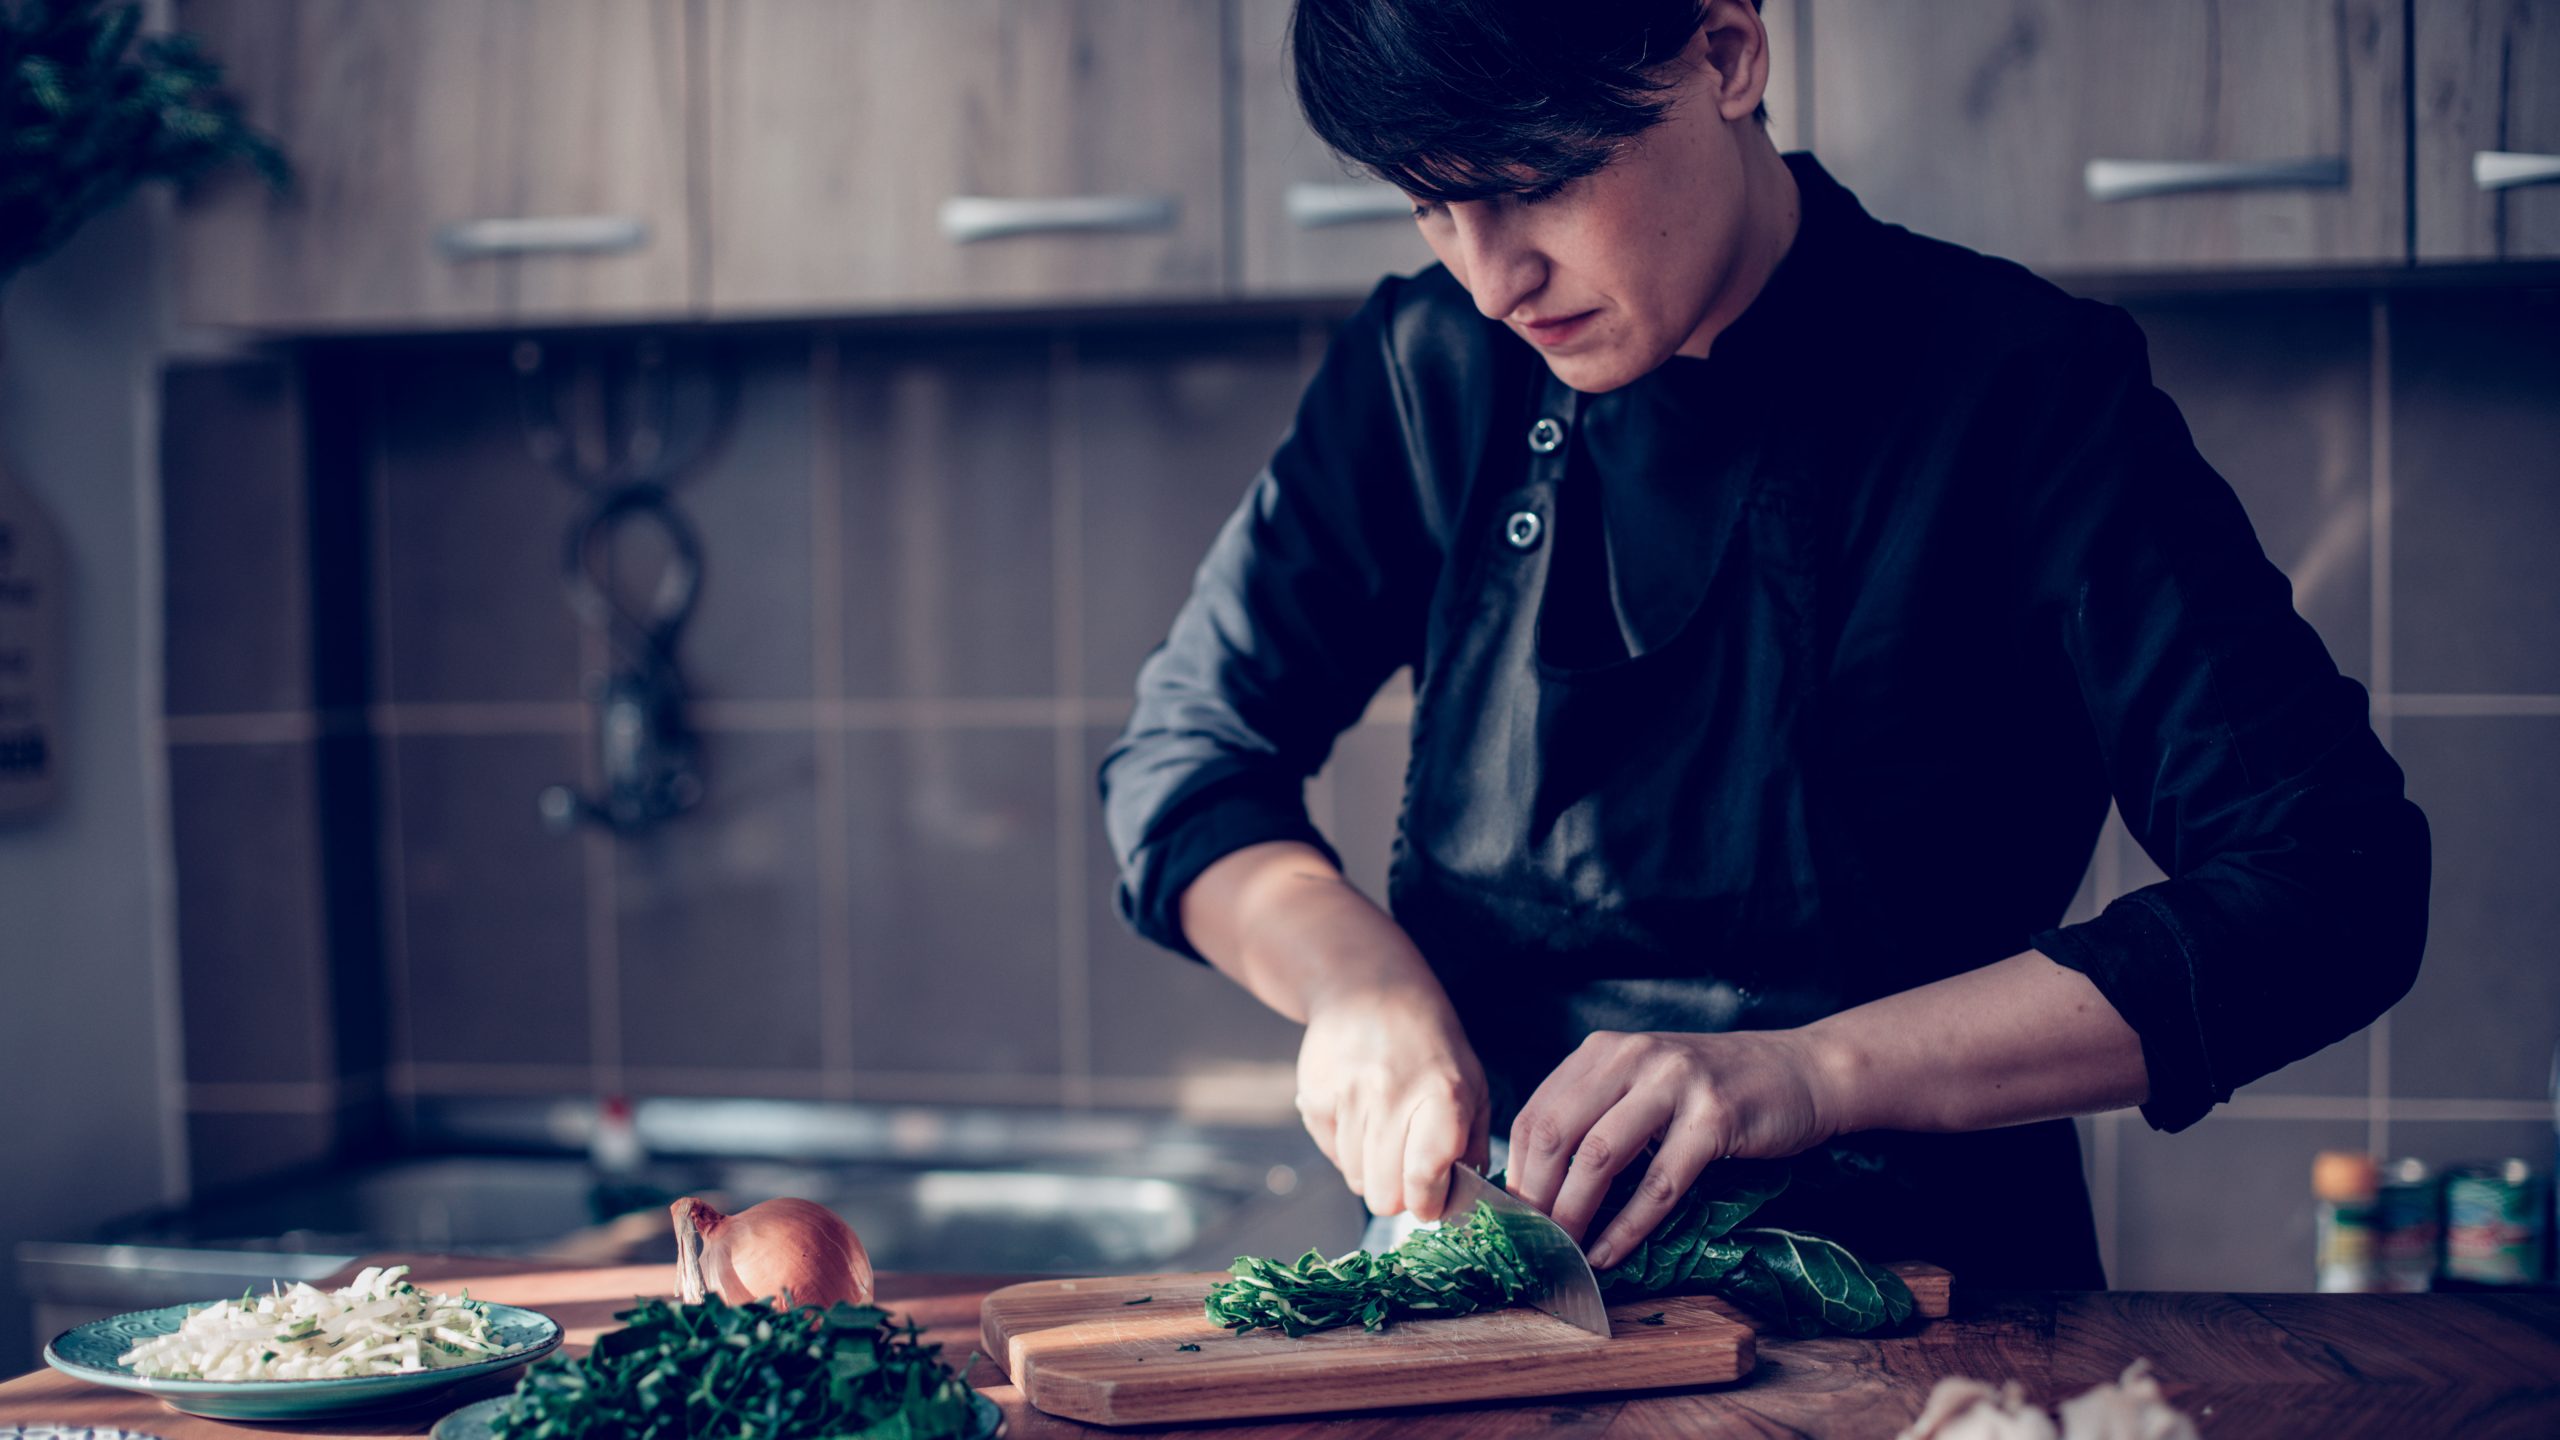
[159,286,2560,1289]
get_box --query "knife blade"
[1443,1162,1611,1337]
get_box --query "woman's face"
[1405,6,1786,394]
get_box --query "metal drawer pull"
[2474,151,2560,191]
[435,216,650,258]
[938,194,1178,243]
[2083,156,2347,202]
[1285,181,1414,227]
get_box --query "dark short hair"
[1291,0,1764,204]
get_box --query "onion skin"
[672,1195,875,1310]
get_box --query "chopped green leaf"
[1122,1295,1153,1305]
[1175,1343,1201,1352]
[1637,1313,1666,1326]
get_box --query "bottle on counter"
[2373,1158,2439,1294]
[2313,1150,2380,1293]
[2442,1159,2547,1291]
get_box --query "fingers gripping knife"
[1445,1163,1612,1336]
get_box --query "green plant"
[1,0,285,283]
[1203,1159,1917,1340]
[491,1295,982,1440]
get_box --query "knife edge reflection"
[1445,1163,1612,1337]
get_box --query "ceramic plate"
[43,1301,562,1421]
[431,1387,1003,1439]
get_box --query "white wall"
[0,190,187,1373]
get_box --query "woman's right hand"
[1297,966,1491,1222]
[1177,841,1490,1222]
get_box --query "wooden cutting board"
[981,1262,1952,1426]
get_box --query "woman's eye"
[1409,199,1442,221]
[1513,179,1568,206]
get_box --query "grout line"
[2368,291,2394,1159]
[187,1080,361,1116]
[138,691,2543,749]
[810,332,856,1100]
[368,367,421,1140]
[1054,328,1094,1110]
[2381,694,2560,716]
[2091,1111,2120,1285]
[577,627,622,1099]
[138,211,190,1206]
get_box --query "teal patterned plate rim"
[43,1300,561,1420]
[431,1387,1004,1439]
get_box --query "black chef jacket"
[1099,152,2431,1289]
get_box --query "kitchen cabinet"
[1229,0,1806,298]
[702,0,1226,314]
[1807,0,2406,273]
[2416,0,2560,260]
[1231,0,1432,297]
[172,0,694,330]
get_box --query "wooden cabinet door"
[2417,1,2560,260]
[174,0,693,330]
[1231,0,1807,298]
[1807,0,2405,273]
[1231,0,1431,298]
[704,0,1225,314]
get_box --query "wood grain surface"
[980,1263,1953,1426]
[6,1257,2559,1438]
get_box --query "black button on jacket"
[1099,153,2431,1289]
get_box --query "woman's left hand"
[1504,1029,1842,1270]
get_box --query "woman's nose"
[1449,209,1546,322]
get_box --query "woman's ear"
[1691,0,1773,125]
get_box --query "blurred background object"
[4,0,2559,1372]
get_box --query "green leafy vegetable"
[1202,1157,1915,1341]
[1720,1227,1916,1338]
[490,1294,979,1440]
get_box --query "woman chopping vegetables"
[1100,0,2430,1289]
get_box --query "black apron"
[1387,366,2109,1291]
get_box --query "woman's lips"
[1519,309,1598,347]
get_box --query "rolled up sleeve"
[1098,279,1438,961]
[2016,305,2432,1132]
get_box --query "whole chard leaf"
[1572,1159,1792,1301]
[1722,1226,1917,1337]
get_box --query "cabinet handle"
[2083,156,2348,202]
[435,216,650,258]
[937,195,1178,243]
[1285,181,1414,227]
[2474,151,2560,191]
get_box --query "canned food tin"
[2443,1159,2544,1288]
[2374,1157,2439,1293]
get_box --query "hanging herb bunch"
[1,0,286,285]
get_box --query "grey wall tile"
[375,346,587,705]
[187,1110,337,1195]
[161,360,308,715]
[1081,728,1301,1081]
[2114,1116,2367,1291]
[172,741,331,1085]
[844,727,1060,1075]
[2388,716,2560,1100]
[617,732,825,1073]
[628,339,814,702]
[1317,720,1410,910]
[392,733,591,1067]
[2124,296,2374,686]
[2390,290,2560,693]
[1073,325,1307,700]
[2384,1120,2554,1175]
[838,339,1055,700]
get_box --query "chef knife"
[1443,1162,1611,1337]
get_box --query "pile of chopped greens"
[1204,1159,1915,1340]
[490,1294,979,1440]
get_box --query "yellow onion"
[671,1195,874,1310]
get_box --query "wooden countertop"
[4,1254,2557,1437]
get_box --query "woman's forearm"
[1177,840,1449,1024]
[1801,950,2151,1135]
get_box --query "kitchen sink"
[20,1099,1354,1323]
